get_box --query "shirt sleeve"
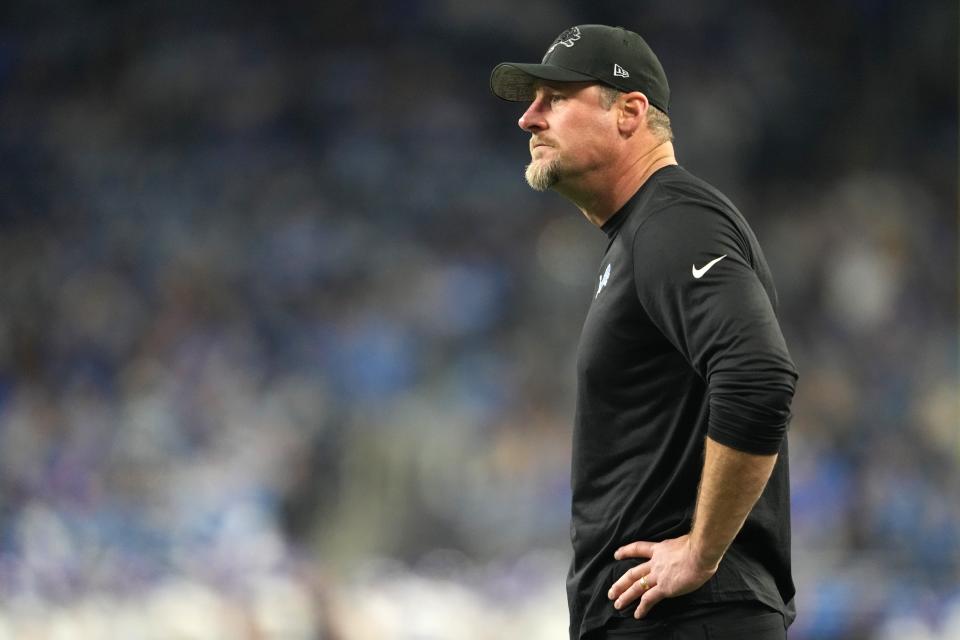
[631,202,798,455]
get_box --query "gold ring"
[639,576,648,590]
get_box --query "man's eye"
[550,94,565,105]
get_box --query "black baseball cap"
[490,25,670,114]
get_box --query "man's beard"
[525,156,562,192]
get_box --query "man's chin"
[525,160,561,192]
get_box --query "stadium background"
[0,1,957,638]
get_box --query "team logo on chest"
[595,263,612,298]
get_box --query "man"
[490,25,799,640]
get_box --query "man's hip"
[585,600,786,640]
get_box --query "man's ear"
[618,92,650,137]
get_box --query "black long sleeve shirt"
[567,165,798,639]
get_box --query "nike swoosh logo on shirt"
[691,254,727,279]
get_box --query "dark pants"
[587,601,786,640]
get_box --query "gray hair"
[598,85,674,143]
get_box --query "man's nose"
[518,98,547,132]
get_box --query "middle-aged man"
[490,25,799,640]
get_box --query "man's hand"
[606,534,718,619]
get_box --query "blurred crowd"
[0,1,957,638]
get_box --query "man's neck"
[559,141,677,228]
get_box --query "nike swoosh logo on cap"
[691,254,727,279]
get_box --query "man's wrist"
[687,532,723,572]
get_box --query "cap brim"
[489,62,598,101]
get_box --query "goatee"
[525,158,561,191]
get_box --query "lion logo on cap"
[544,26,581,57]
